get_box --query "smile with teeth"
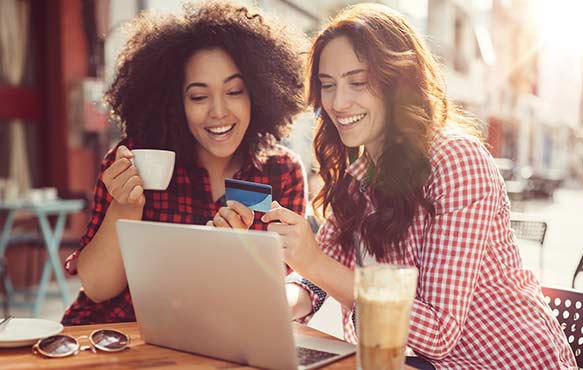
[337,113,366,126]
[206,124,235,135]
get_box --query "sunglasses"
[33,329,130,358]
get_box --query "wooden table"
[0,322,417,370]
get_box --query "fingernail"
[261,215,267,222]
[226,200,233,207]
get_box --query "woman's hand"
[261,201,323,275]
[286,283,313,320]
[207,200,255,229]
[102,145,145,209]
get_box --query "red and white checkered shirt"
[292,128,576,369]
[62,138,306,326]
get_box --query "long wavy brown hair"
[105,1,305,166]
[308,3,482,259]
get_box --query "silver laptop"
[116,220,355,370]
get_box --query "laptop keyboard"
[296,346,338,366]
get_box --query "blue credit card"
[224,178,273,213]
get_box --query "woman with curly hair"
[61,1,307,325]
[263,3,576,369]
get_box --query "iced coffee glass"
[355,264,418,370]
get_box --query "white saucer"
[0,318,63,348]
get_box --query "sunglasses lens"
[91,329,129,351]
[38,335,78,356]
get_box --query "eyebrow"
[318,69,368,79]
[184,73,244,92]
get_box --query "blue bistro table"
[0,199,84,316]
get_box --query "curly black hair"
[105,1,305,165]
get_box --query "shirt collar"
[345,154,371,182]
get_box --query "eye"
[350,81,367,89]
[320,83,335,90]
[227,90,244,96]
[189,95,207,102]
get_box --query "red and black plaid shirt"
[62,139,306,325]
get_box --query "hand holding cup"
[102,146,145,208]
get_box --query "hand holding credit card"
[224,178,272,213]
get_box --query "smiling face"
[183,48,251,164]
[318,36,387,159]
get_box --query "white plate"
[0,318,63,348]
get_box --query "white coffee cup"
[131,149,176,190]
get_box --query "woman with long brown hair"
[263,3,576,369]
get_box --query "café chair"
[541,285,583,368]
[510,215,547,278]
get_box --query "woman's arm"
[76,145,146,303]
[264,204,356,309]
[77,200,142,303]
[406,135,502,359]
[300,248,355,309]
[285,283,313,320]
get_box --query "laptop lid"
[116,220,354,370]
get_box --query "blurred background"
[0,0,582,335]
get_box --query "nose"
[210,96,228,119]
[332,85,351,112]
